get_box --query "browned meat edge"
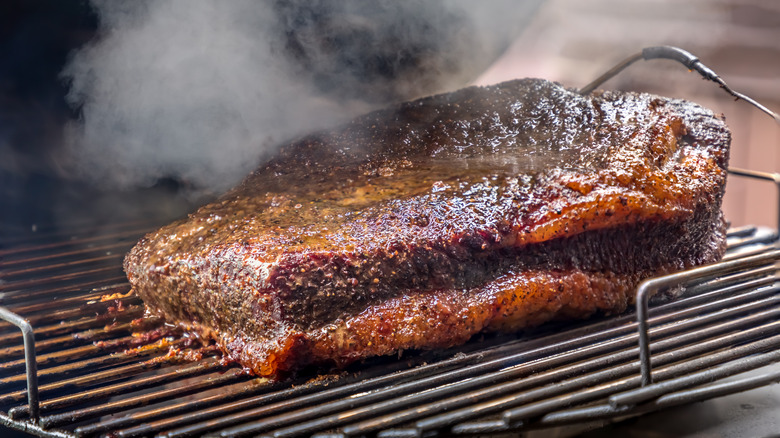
[125,78,730,377]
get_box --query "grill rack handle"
[635,249,780,386]
[0,306,39,422]
[635,168,780,386]
[729,168,780,233]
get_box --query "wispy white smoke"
[60,0,536,195]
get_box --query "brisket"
[124,78,731,377]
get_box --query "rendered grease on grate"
[124,77,730,378]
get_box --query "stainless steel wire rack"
[2,169,780,438]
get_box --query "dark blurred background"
[1,0,194,238]
[1,0,98,232]
[0,0,534,239]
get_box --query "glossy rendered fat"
[125,78,731,377]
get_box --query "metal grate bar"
[0,226,155,258]
[653,364,780,408]
[147,355,490,438]
[0,333,178,407]
[0,320,147,363]
[1,339,177,388]
[1,343,128,376]
[111,381,332,438]
[1,254,126,279]
[0,415,74,438]
[726,225,758,237]
[443,333,780,435]
[0,307,39,422]
[1,241,136,268]
[0,306,145,348]
[679,264,776,297]
[1,285,136,315]
[0,218,161,249]
[39,367,249,429]
[3,322,167,375]
[337,301,780,437]
[536,362,780,428]
[7,357,224,420]
[504,330,780,425]
[0,302,143,338]
[295,300,780,438]
[635,249,780,386]
[0,279,131,307]
[72,377,281,436]
[368,297,780,437]
[0,266,124,291]
[505,343,780,429]
[610,345,780,408]
[201,329,657,437]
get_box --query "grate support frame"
[1,169,780,437]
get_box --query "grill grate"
[2,187,780,437]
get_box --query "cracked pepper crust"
[124,78,730,377]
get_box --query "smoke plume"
[59,0,535,196]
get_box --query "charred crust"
[125,78,730,378]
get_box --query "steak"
[124,78,730,377]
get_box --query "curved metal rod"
[728,167,780,234]
[579,45,780,125]
[0,306,39,422]
[633,249,780,386]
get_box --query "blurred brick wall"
[477,0,780,228]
